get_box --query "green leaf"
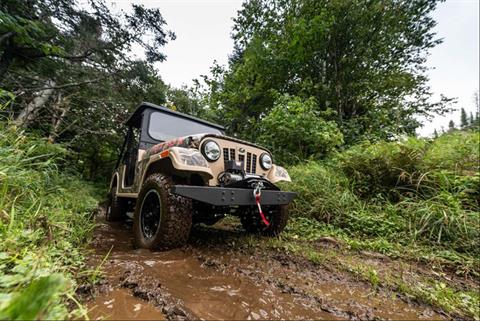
[0,274,67,320]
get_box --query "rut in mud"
[82,211,445,320]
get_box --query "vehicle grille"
[223,148,257,174]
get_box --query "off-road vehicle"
[107,102,296,250]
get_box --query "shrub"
[258,94,343,164]
[336,137,428,200]
[422,131,479,174]
[284,162,359,223]
[0,122,99,319]
[284,132,479,255]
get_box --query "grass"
[271,131,480,319]
[282,131,480,264]
[258,217,480,320]
[0,122,100,320]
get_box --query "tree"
[448,120,455,132]
[206,0,452,144]
[460,108,468,128]
[166,85,206,117]
[1,0,175,127]
[433,129,439,138]
[258,94,343,164]
[0,0,174,181]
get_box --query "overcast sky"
[113,0,479,136]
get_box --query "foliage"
[460,108,469,129]
[336,138,428,199]
[258,94,343,164]
[0,122,99,319]
[284,131,480,255]
[203,0,452,144]
[422,131,479,174]
[1,0,177,181]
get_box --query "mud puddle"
[83,213,445,320]
[87,288,165,320]
[86,218,334,320]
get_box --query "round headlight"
[260,153,272,170]
[202,140,220,161]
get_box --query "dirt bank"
[78,210,453,320]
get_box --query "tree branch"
[24,78,105,91]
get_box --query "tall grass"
[285,131,480,256]
[0,122,99,319]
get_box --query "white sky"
[112,0,479,136]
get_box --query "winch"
[218,160,245,185]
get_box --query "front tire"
[240,205,289,236]
[133,173,192,250]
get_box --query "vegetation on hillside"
[0,122,99,319]
[286,131,479,257]
[275,131,479,319]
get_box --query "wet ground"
[82,212,446,320]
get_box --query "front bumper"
[171,185,296,206]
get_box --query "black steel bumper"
[171,185,296,206]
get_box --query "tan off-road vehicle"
[107,102,296,250]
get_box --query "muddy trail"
[81,211,446,320]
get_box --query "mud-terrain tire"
[133,173,192,250]
[106,186,127,221]
[240,205,289,236]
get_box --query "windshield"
[148,111,223,141]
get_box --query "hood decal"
[144,133,269,158]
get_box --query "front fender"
[267,165,292,184]
[109,172,120,192]
[168,147,213,178]
[140,147,213,187]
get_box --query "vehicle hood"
[144,133,269,159]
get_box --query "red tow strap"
[255,193,270,226]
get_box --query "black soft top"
[125,102,225,131]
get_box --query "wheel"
[133,173,192,250]
[240,205,289,236]
[106,185,127,221]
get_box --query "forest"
[0,0,479,320]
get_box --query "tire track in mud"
[82,213,445,320]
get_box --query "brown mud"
[81,212,447,320]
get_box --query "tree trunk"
[48,93,68,143]
[15,80,56,126]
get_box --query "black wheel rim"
[140,189,161,240]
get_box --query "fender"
[267,165,292,184]
[139,147,213,189]
[109,172,120,192]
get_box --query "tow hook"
[253,182,270,226]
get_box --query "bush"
[336,137,428,200]
[0,122,99,319]
[422,131,479,174]
[284,132,480,255]
[285,162,406,239]
[258,94,343,164]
